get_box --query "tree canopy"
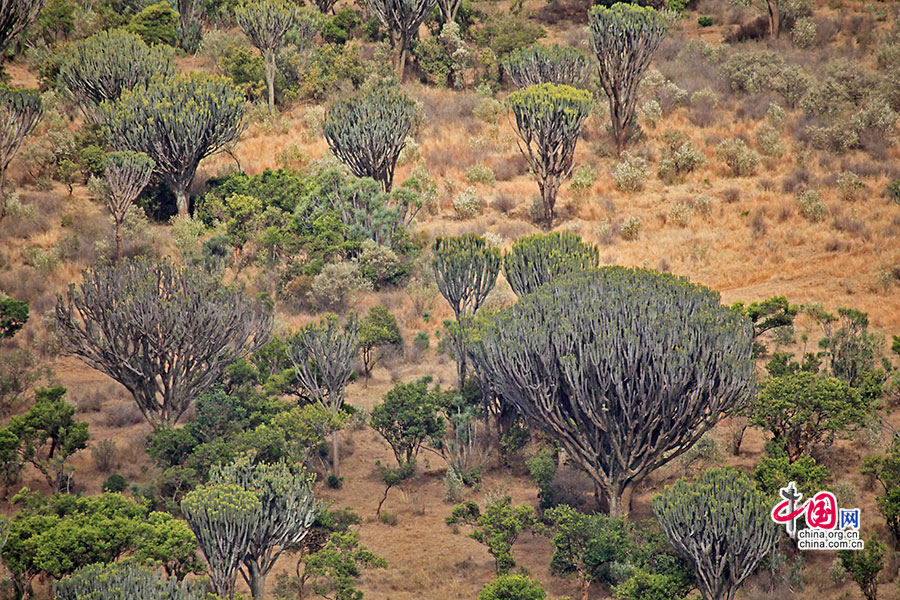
[503,232,599,297]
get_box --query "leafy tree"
[613,569,686,600]
[748,372,871,462]
[808,306,885,390]
[653,468,779,600]
[181,483,261,599]
[34,0,73,43]
[589,3,667,153]
[323,83,416,192]
[102,151,155,261]
[127,1,179,46]
[731,295,798,357]
[101,73,245,216]
[0,296,28,339]
[0,84,42,218]
[288,314,359,477]
[478,574,546,600]
[371,378,446,466]
[754,454,830,498]
[56,258,273,428]
[54,560,208,600]
[365,0,437,80]
[174,0,203,52]
[0,0,47,59]
[374,458,415,518]
[508,83,593,229]
[209,456,320,600]
[58,29,175,124]
[504,43,591,89]
[503,231,599,297]
[359,305,402,386]
[236,0,296,110]
[839,538,885,600]
[6,386,88,493]
[862,439,900,548]
[432,234,501,386]
[133,511,205,580]
[468,267,754,517]
[302,530,387,600]
[446,494,536,574]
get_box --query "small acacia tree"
[365,0,437,80]
[371,378,446,467]
[432,234,501,386]
[55,560,207,600]
[102,151,155,261]
[0,84,42,218]
[503,232,599,297]
[101,73,245,216]
[0,296,28,339]
[59,29,175,124]
[323,83,416,193]
[210,456,320,600]
[288,314,360,477]
[589,3,667,154]
[839,538,885,600]
[478,574,546,600]
[447,495,536,574]
[504,44,591,89]
[508,83,593,230]
[862,439,900,548]
[55,258,273,428]
[653,468,779,600]
[236,0,296,111]
[359,304,402,387]
[0,0,47,58]
[468,267,754,517]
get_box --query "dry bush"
[721,187,741,203]
[724,16,770,43]
[91,439,118,473]
[781,169,810,193]
[751,210,768,238]
[105,402,145,428]
[491,193,517,216]
[487,154,529,182]
[76,390,105,413]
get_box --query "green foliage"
[614,569,686,600]
[508,83,593,229]
[503,231,599,297]
[697,16,713,27]
[365,0,436,79]
[478,574,546,600]
[127,1,179,46]
[236,0,297,109]
[731,295,799,357]
[810,306,885,391]
[446,494,536,574]
[321,7,359,45]
[35,0,73,43]
[797,189,825,222]
[861,438,900,548]
[653,468,779,600]
[656,130,704,184]
[358,240,410,288]
[54,560,207,600]
[102,473,127,493]
[613,151,648,192]
[371,378,445,466]
[472,13,545,60]
[504,43,590,89]
[749,372,871,461]
[839,538,885,600]
[302,530,387,600]
[359,305,402,384]
[323,83,416,193]
[0,296,28,339]
[101,73,245,215]
[59,29,175,124]
[716,137,760,177]
[754,454,831,498]
[413,21,471,88]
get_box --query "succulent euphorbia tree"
[503,43,592,89]
[0,84,42,219]
[102,151,155,261]
[365,0,437,80]
[502,231,599,297]
[236,0,296,110]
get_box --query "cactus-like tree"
[504,44,592,89]
[503,231,598,297]
[322,83,415,193]
[0,84,42,220]
[0,0,47,59]
[365,0,436,80]
[101,73,245,216]
[58,29,175,124]
[210,456,321,600]
[176,0,204,52]
[288,314,360,478]
[182,483,262,599]
[55,258,273,428]
[236,0,296,111]
[55,560,208,600]
[435,0,461,26]
[589,3,667,154]
[652,468,780,600]
[102,151,155,261]
[432,234,501,386]
[508,83,593,230]
[467,267,754,517]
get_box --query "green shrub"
[766,103,786,128]
[620,216,642,240]
[102,473,127,493]
[307,261,373,310]
[322,6,360,45]
[797,189,826,222]
[127,1,178,46]
[668,200,693,228]
[478,575,545,600]
[837,171,865,202]
[465,165,496,186]
[453,187,481,219]
[568,165,597,198]
[886,180,900,205]
[613,152,648,192]
[657,130,705,184]
[358,240,409,288]
[694,193,713,217]
[716,138,760,177]
[640,99,662,128]
[697,16,713,27]
[791,17,817,49]
[756,123,785,158]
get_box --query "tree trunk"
[579,575,590,600]
[175,186,189,217]
[332,429,340,478]
[0,168,6,222]
[768,0,780,38]
[397,37,408,82]
[247,561,266,600]
[115,217,123,262]
[265,50,276,111]
[606,482,634,519]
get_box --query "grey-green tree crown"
[504,43,592,89]
[54,560,208,600]
[503,231,599,297]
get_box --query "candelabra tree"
[236,0,296,111]
[102,151,155,261]
[0,84,42,220]
[55,560,208,600]
[55,258,273,428]
[503,231,598,297]
[467,267,754,517]
[101,73,245,216]
[653,468,780,600]
[59,29,175,124]
[322,83,415,193]
[0,0,47,59]
[432,234,501,387]
[365,0,436,80]
[504,43,592,89]
[508,83,593,230]
[288,314,359,478]
[589,3,667,154]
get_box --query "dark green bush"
[697,16,713,27]
[127,1,179,46]
[102,473,127,493]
